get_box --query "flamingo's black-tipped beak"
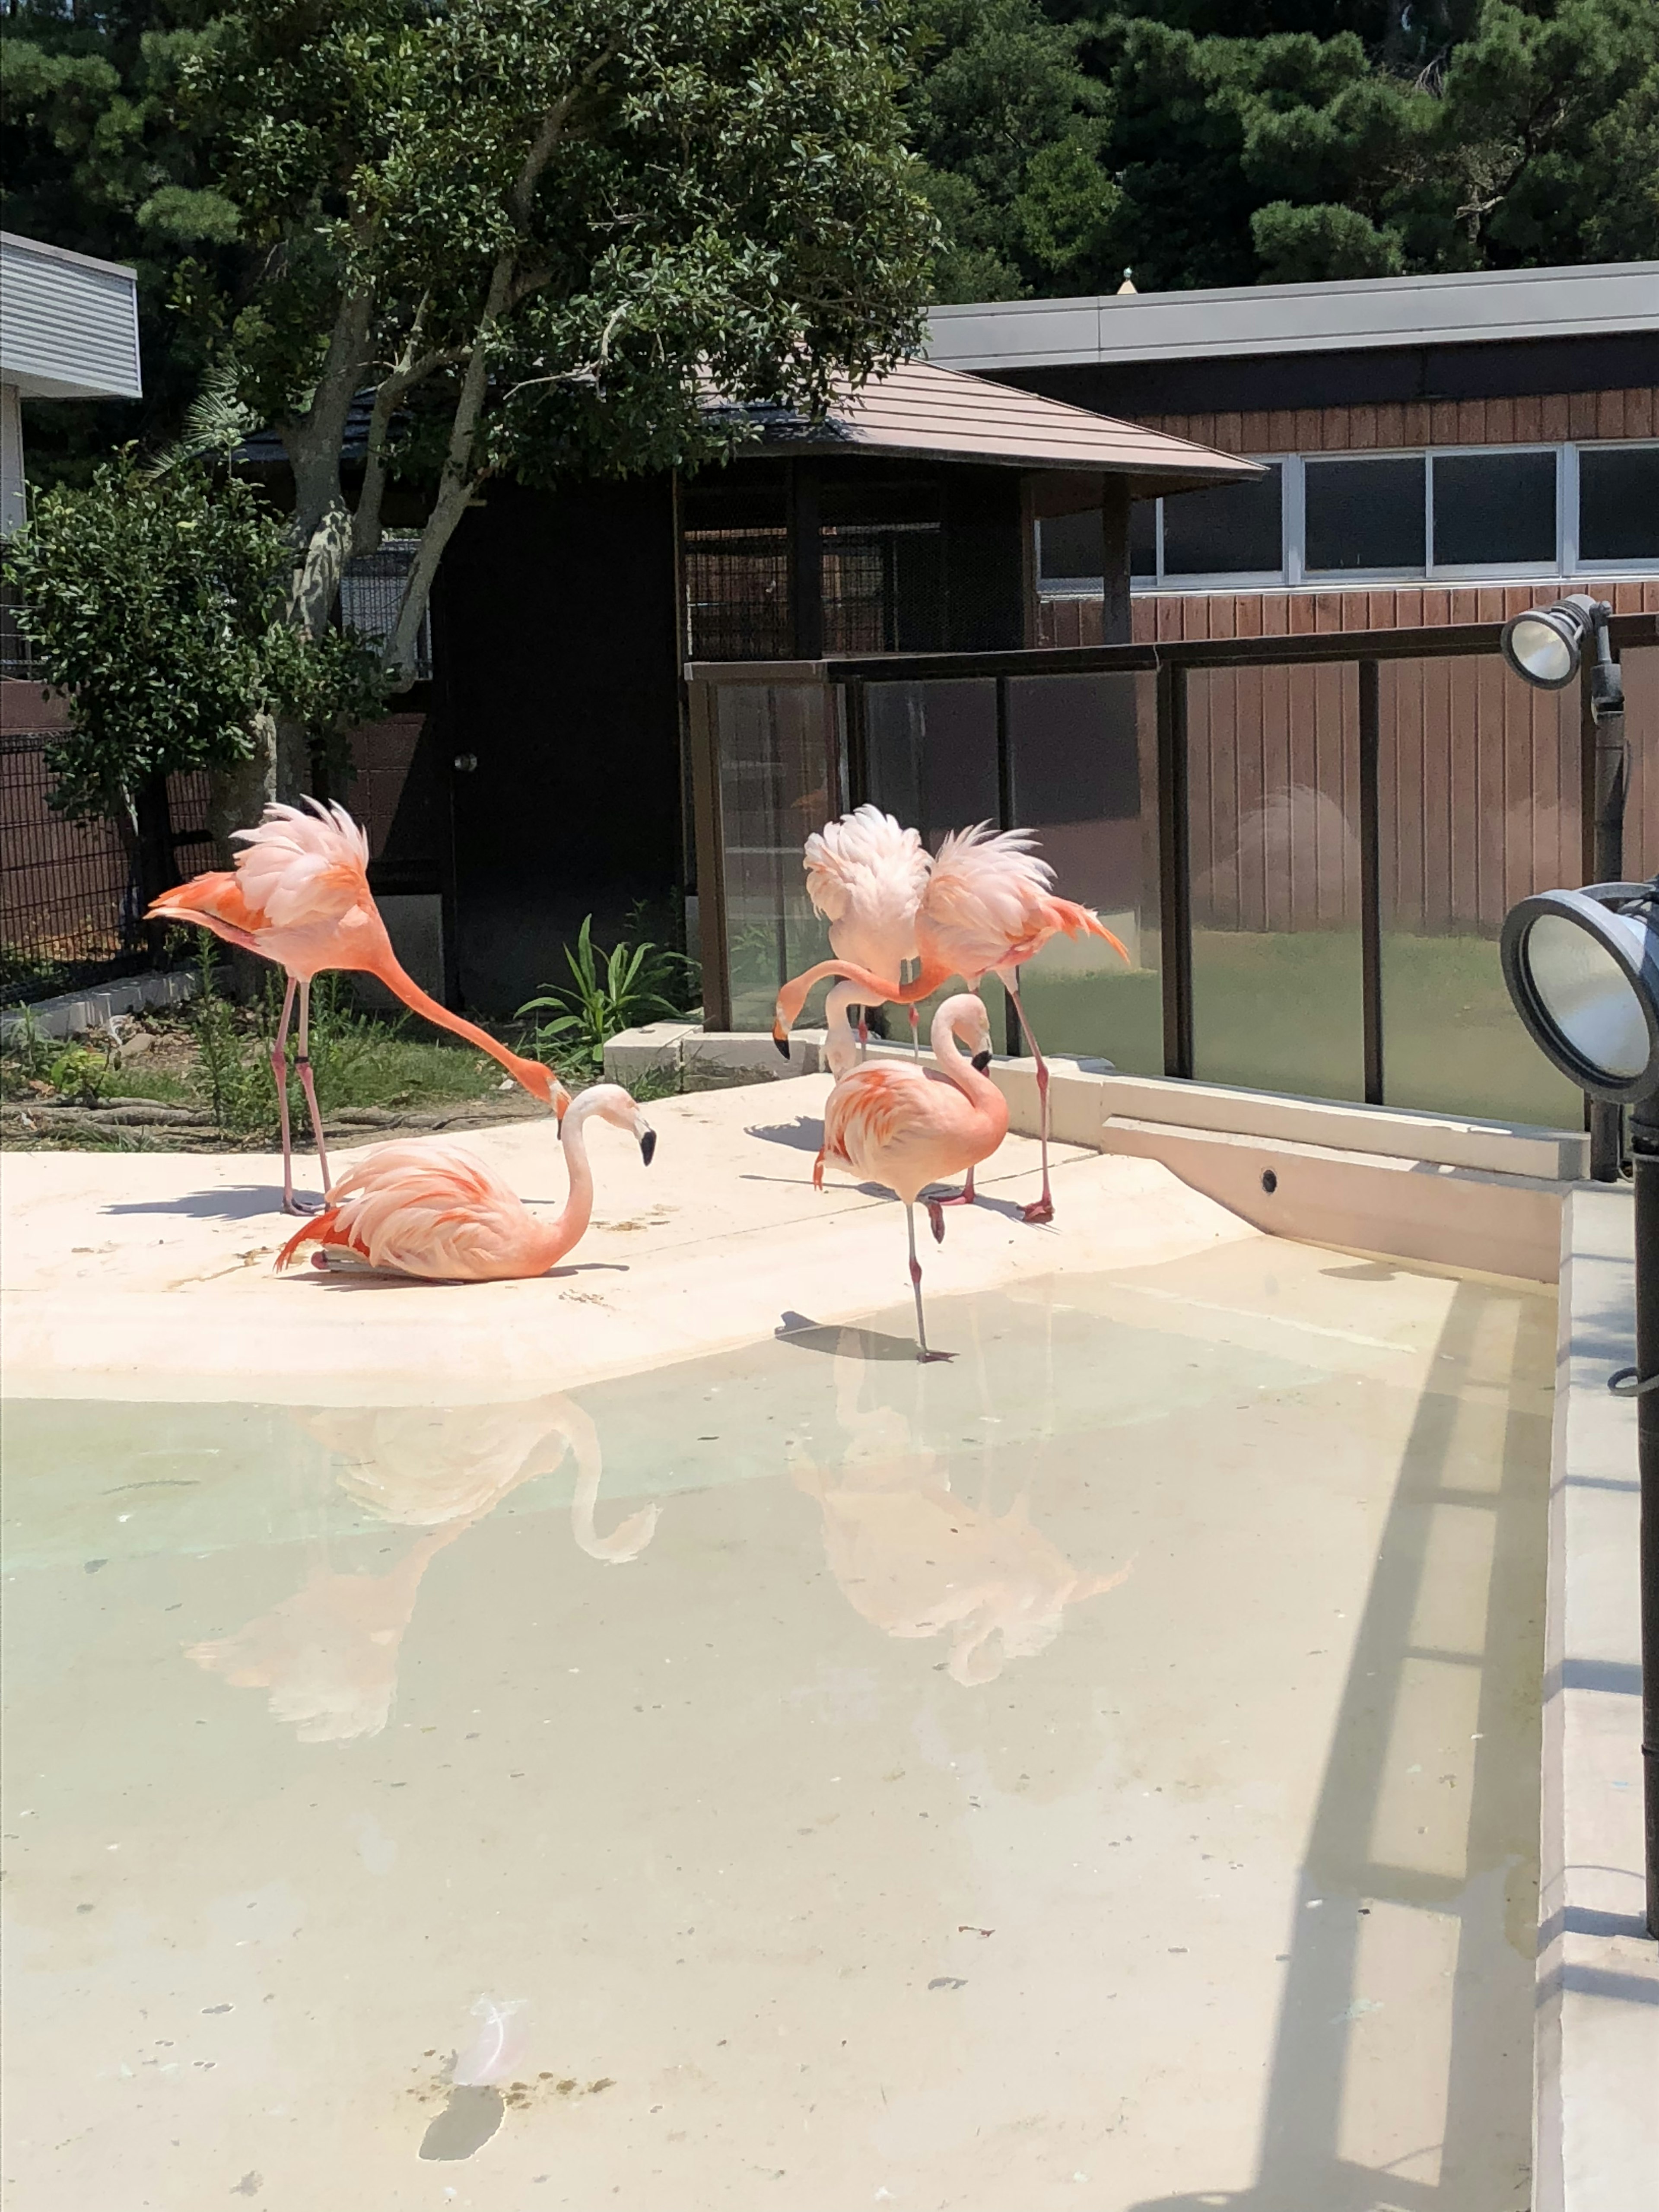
[556,1112,564,1141]
[639,1129,657,1166]
[773,1032,791,1061]
[972,1049,993,1073]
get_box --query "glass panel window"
[1305,456,1425,573]
[715,685,836,1028]
[1579,445,1659,563]
[1187,662,1364,1101]
[1431,450,1555,568]
[1038,509,1104,582]
[1006,674,1162,1074]
[1162,464,1282,578]
[1377,656,1582,1124]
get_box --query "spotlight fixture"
[1502,874,1659,1938]
[1500,593,1624,714]
[1500,882,1659,1103]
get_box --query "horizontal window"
[1580,445,1659,563]
[1430,450,1555,568]
[1162,464,1283,577]
[1031,442,1658,596]
[1305,456,1424,573]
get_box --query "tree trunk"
[207,715,277,867]
[275,715,310,805]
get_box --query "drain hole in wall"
[1261,1170,1278,1195]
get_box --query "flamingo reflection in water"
[787,1332,1129,1685]
[186,1396,655,1743]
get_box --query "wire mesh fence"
[340,536,432,680]
[0,732,214,982]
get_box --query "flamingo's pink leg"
[293,978,333,1198]
[909,1001,921,1056]
[270,976,305,1215]
[1006,972,1054,1225]
[934,1163,977,1209]
[905,1203,950,1363]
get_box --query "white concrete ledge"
[1535,1188,1657,2212]
[0,966,198,1043]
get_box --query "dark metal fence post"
[995,673,1020,1057]
[1156,658,1193,1080]
[1358,660,1384,1106]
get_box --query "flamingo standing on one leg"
[814,994,1008,1361]
[803,805,930,1055]
[275,1083,654,1282]
[147,799,568,1214]
[777,824,1128,1225]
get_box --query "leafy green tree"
[2,458,382,899]
[914,0,1658,296]
[161,0,935,800]
[0,3,240,483]
[904,0,1118,300]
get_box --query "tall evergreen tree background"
[904,0,1659,301]
[3,0,1654,489]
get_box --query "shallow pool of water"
[1,1235,1551,2210]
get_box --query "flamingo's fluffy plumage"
[918,823,1115,982]
[278,1140,549,1282]
[150,800,382,975]
[149,798,566,1211]
[816,995,1007,1358]
[230,800,374,933]
[276,1084,652,1283]
[803,804,929,976]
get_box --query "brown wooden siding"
[1135,388,1658,455]
[1041,582,1659,932]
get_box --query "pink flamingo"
[814,994,1008,1362]
[804,804,930,1056]
[777,825,1128,1224]
[275,1083,654,1282]
[148,799,567,1213]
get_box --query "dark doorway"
[431,476,682,1016]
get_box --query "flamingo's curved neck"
[929,1004,992,1101]
[538,1096,602,1268]
[366,952,546,1093]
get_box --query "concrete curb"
[1535,1186,1658,2212]
[0,967,198,1043]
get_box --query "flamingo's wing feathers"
[232,799,372,930]
[310,1141,534,1279]
[804,806,929,969]
[146,868,269,941]
[921,824,1055,977]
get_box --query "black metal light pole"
[1629,1085,1659,1938]
[1500,597,1628,1180]
[1502,879,1659,1937]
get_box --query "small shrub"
[518,916,697,1078]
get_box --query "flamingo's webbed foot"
[1021,1195,1055,1226]
[925,1200,946,1246]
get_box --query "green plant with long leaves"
[518,917,696,1077]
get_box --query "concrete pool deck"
[1,1077,1263,1404]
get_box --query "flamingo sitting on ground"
[147,799,567,1213]
[815,994,1007,1362]
[776,824,1128,1224]
[275,1083,654,1282]
[804,804,930,1054]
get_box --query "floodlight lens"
[1506,612,1576,686]
[1523,912,1650,1079]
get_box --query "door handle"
[453,753,478,773]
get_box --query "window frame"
[1033,440,1659,599]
